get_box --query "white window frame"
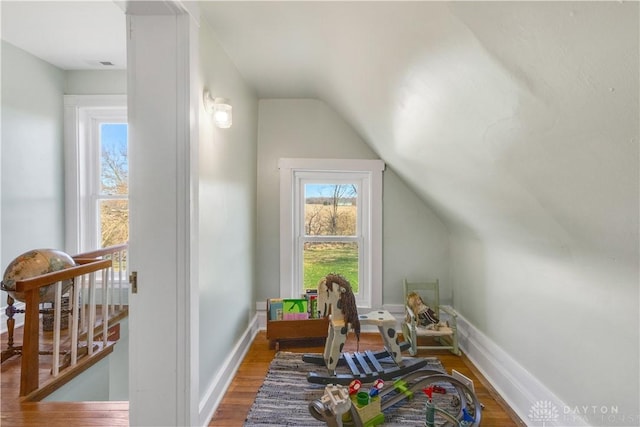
[279,158,384,309]
[64,95,127,254]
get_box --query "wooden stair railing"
[11,243,129,398]
[74,243,129,320]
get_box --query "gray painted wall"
[197,20,258,399]
[255,99,450,305]
[1,45,126,270]
[1,42,130,402]
[44,318,129,401]
[65,70,127,95]
[1,41,66,269]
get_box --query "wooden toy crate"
[266,299,329,350]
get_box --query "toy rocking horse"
[315,274,405,375]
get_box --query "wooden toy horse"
[318,273,361,341]
[317,274,402,374]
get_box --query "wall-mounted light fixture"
[203,90,232,128]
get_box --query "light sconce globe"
[203,90,232,129]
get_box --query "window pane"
[100,199,129,248]
[304,184,357,236]
[100,123,128,196]
[303,242,359,293]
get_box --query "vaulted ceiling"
[3,1,638,265]
[199,1,638,264]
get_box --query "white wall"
[44,318,129,402]
[1,41,66,269]
[1,40,131,403]
[65,70,126,95]
[1,41,66,328]
[197,18,258,401]
[109,318,129,400]
[451,234,639,426]
[326,3,638,423]
[255,99,449,305]
[44,357,110,402]
[443,4,639,422]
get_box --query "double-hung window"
[64,95,128,253]
[279,158,384,309]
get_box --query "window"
[98,123,129,248]
[279,158,384,308]
[64,95,128,253]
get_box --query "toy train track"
[308,367,483,426]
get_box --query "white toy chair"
[401,278,461,356]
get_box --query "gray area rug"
[244,351,455,426]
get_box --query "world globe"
[1,249,76,303]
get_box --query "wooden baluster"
[52,282,62,376]
[88,272,96,356]
[80,275,87,334]
[109,256,115,316]
[71,279,79,366]
[102,268,108,347]
[118,250,124,311]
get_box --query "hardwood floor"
[2,328,524,426]
[1,322,129,427]
[209,331,525,426]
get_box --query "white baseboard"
[256,300,267,329]
[198,313,260,427]
[455,313,589,427]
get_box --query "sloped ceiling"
[2,1,637,266]
[201,1,639,264]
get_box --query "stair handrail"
[12,243,128,398]
[15,258,111,396]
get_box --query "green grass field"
[303,242,359,293]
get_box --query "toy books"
[283,298,309,320]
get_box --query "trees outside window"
[303,183,359,292]
[64,95,128,254]
[99,123,129,248]
[279,158,384,309]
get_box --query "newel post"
[19,288,40,396]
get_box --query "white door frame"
[126,2,200,426]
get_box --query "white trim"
[125,9,197,426]
[64,94,128,108]
[198,314,260,427]
[256,300,268,330]
[63,94,127,254]
[278,158,386,172]
[175,11,199,426]
[186,8,201,427]
[456,313,589,427]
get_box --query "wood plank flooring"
[2,329,525,426]
[209,331,525,426]
[1,321,129,427]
